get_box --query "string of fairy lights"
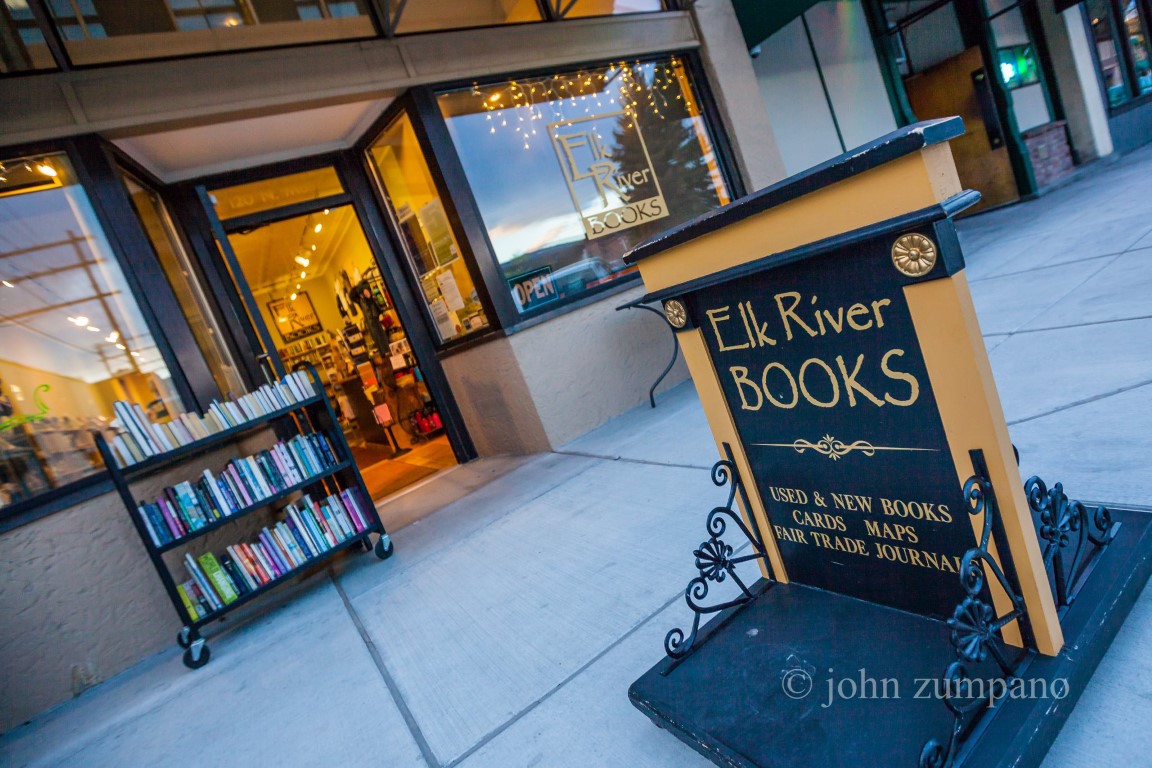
[469,58,695,151]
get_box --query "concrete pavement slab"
[336,453,600,601]
[346,458,723,764]
[1009,384,1152,507]
[986,318,1152,424]
[967,257,1118,335]
[374,455,539,534]
[456,601,714,768]
[0,578,425,768]
[559,381,716,469]
[1014,250,1152,331]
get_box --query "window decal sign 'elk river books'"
[549,112,669,240]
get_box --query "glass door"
[197,169,458,502]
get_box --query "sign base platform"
[629,506,1152,768]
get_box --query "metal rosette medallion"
[891,233,937,277]
[663,298,688,328]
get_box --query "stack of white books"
[108,370,317,468]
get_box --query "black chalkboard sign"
[686,223,973,619]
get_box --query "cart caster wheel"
[374,534,394,560]
[182,639,210,669]
[177,627,193,649]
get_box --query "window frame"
[415,50,746,333]
[0,135,210,529]
[356,93,508,350]
[3,0,673,76]
[1085,0,1152,112]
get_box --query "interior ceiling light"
[71,315,89,326]
[36,163,57,177]
[294,255,310,267]
[115,343,126,350]
[131,351,140,358]
[86,325,100,332]
[313,223,322,233]
[311,245,316,251]
[300,271,306,279]
[1,280,13,288]
[295,284,301,290]
[290,292,298,301]
[106,330,120,343]
[323,209,329,215]
[278,317,287,323]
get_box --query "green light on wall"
[998,45,1040,90]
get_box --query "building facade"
[0,0,1139,733]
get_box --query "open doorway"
[211,177,457,502]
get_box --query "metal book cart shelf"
[93,363,393,669]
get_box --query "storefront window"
[1124,0,1152,96]
[2,0,56,72]
[122,173,245,398]
[210,166,344,221]
[1089,0,1149,106]
[0,153,184,509]
[366,112,490,343]
[988,8,1051,131]
[437,56,731,316]
[558,0,664,18]
[44,0,374,66]
[1089,1,1125,105]
[393,0,542,34]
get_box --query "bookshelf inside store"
[94,364,393,669]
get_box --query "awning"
[732,0,825,50]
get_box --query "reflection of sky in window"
[443,69,654,265]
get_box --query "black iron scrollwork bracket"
[663,443,775,663]
[1025,476,1118,612]
[920,449,1032,768]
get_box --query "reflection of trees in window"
[609,65,725,248]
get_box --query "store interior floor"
[351,432,456,505]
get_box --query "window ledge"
[0,472,114,535]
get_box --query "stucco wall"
[439,285,689,456]
[0,488,175,734]
[439,336,551,457]
[0,435,281,734]
[509,285,689,449]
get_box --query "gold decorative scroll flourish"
[752,434,939,461]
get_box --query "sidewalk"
[3,146,1152,768]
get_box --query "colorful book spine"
[197,553,238,605]
[219,553,251,597]
[184,553,222,612]
[176,581,201,621]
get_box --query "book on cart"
[105,370,318,468]
[93,365,393,670]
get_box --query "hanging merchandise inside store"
[211,179,455,503]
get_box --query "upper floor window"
[2,0,57,71]
[555,0,664,19]
[42,0,374,66]
[6,0,669,72]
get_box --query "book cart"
[93,364,393,669]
